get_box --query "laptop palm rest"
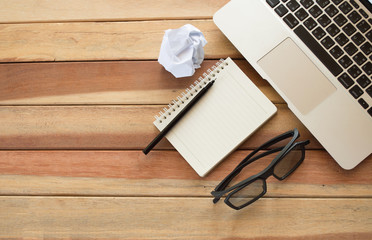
[258,38,336,115]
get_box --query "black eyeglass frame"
[211,128,310,210]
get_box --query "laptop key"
[331,0,342,5]
[359,9,368,18]
[350,0,359,9]
[366,30,372,42]
[275,4,289,17]
[287,0,300,11]
[344,44,358,57]
[337,73,354,88]
[304,17,318,30]
[339,55,353,68]
[295,8,309,21]
[316,0,330,8]
[356,20,371,33]
[368,107,372,117]
[367,86,372,98]
[283,13,299,28]
[362,62,372,75]
[347,11,362,24]
[321,36,335,49]
[357,75,371,88]
[267,0,280,8]
[348,65,362,78]
[318,14,331,27]
[325,4,339,17]
[334,14,348,26]
[335,32,349,46]
[343,23,356,36]
[330,45,344,59]
[344,42,358,56]
[351,32,366,46]
[358,98,369,109]
[360,42,372,56]
[313,26,326,39]
[353,52,367,66]
[349,85,364,99]
[326,23,340,36]
[309,5,323,18]
[339,1,352,14]
[294,25,343,76]
[300,0,314,9]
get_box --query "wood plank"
[0,60,283,105]
[0,150,371,197]
[1,197,371,239]
[0,0,229,23]
[1,174,371,198]
[1,150,371,183]
[0,20,240,62]
[1,1,370,238]
[0,105,321,149]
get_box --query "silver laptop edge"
[214,0,372,169]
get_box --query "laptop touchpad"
[258,38,336,115]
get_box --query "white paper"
[158,24,207,78]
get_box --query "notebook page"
[154,58,276,177]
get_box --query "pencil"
[143,80,215,155]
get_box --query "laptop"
[214,0,372,169]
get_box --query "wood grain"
[0,20,240,62]
[0,150,371,197]
[0,0,229,23]
[1,150,371,183]
[1,0,371,237]
[0,60,283,105]
[1,197,371,239]
[0,105,321,149]
[1,174,371,198]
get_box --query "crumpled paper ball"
[158,24,207,78]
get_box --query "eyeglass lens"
[227,144,305,208]
[228,178,265,208]
[223,152,275,190]
[273,144,304,179]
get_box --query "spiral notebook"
[154,58,277,177]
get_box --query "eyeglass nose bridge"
[253,161,277,181]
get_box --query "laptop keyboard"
[266,0,372,117]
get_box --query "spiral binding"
[155,59,228,124]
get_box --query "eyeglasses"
[211,128,310,210]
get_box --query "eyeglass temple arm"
[235,129,298,169]
[214,129,298,192]
[211,146,284,203]
[212,129,300,203]
[213,152,258,193]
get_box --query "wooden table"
[0,0,371,239]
